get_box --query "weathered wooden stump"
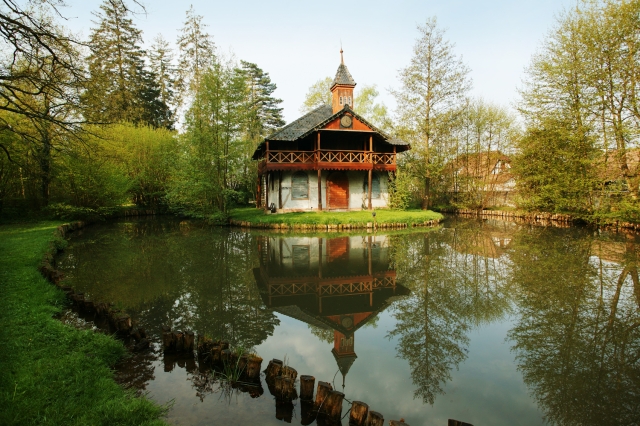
[299,375,315,401]
[322,390,344,419]
[173,331,184,352]
[183,330,194,351]
[448,420,473,426]
[315,381,333,409]
[211,345,222,363]
[264,358,283,382]
[365,410,384,426]
[282,366,297,380]
[246,356,263,381]
[237,354,248,375]
[349,401,369,425]
[389,421,410,426]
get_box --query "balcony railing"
[264,149,395,166]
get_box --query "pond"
[55,217,640,426]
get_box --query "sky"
[59,0,577,123]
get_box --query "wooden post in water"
[366,410,384,426]
[246,356,263,381]
[389,421,410,426]
[265,359,283,381]
[315,381,333,408]
[299,375,315,401]
[211,345,222,364]
[183,330,194,351]
[349,401,369,425]
[323,390,344,419]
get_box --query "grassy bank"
[0,222,166,426]
[229,208,443,226]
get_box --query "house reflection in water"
[253,235,410,387]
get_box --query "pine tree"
[176,6,215,108]
[83,0,169,127]
[240,61,284,141]
[149,34,177,125]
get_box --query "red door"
[328,172,349,209]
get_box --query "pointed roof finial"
[340,46,344,65]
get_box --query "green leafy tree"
[300,77,332,114]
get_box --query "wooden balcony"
[258,149,397,174]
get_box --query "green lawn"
[0,222,166,426]
[229,208,443,226]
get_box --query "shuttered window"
[292,172,309,199]
[363,174,381,199]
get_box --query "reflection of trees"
[508,228,640,426]
[59,221,279,350]
[388,221,514,404]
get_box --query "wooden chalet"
[252,51,410,211]
[253,235,410,386]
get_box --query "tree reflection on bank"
[58,220,280,350]
[507,227,640,426]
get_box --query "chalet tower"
[331,50,356,114]
[253,51,410,212]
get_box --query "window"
[292,245,310,269]
[339,96,343,105]
[291,172,309,199]
[363,173,381,199]
[347,96,352,106]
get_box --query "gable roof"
[331,63,356,88]
[252,104,409,159]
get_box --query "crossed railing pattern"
[267,275,397,297]
[267,151,315,164]
[265,150,395,165]
[319,150,371,163]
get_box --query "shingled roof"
[251,104,409,160]
[331,63,356,89]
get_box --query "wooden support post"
[278,172,282,209]
[318,169,322,210]
[281,366,297,381]
[367,169,373,210]
[349,401,369,426]
[366,411,384,426]
[315,381,333,408]
[183,330,194,351]
[211,345,222,364]
[300,375,315,401]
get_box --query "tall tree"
[83,0,168,127]
[176,6,215,109]
[148,34,177,127]
[392,17,472,208]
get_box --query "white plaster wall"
[347,171,390,210]
[266,170,390,211]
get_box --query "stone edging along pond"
[450,208,640,233]
[228,218,441,230]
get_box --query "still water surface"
[56,218,640,426]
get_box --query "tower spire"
[340,46,344,64]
